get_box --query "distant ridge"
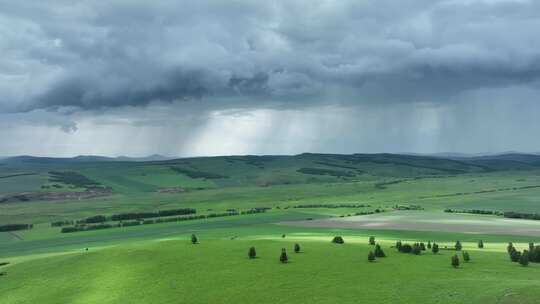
[0,154,175,163]
[2,152,540,166]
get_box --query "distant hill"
[0,154,175,163]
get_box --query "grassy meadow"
[2,153,540,303]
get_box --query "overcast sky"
[1,0,540,157]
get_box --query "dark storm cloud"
[1,0,540,112]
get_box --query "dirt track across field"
[280,211,540,237]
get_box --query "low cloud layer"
[1,0,539,156]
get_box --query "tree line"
[61,208,267,233]
[444,209,540,221]
[0,223,33,232]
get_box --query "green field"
[2,153,540,303]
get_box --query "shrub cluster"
[507,242,540,266]
[396,241,426,255]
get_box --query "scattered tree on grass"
[191,234,198,244]
[374,244,386,257]
[530,245,540,263]
[294,243,301,253]
[332,236,345,244]
[420,242,426,251]
[432,243,439,254]
[462,251,470,262]
[520,250,529,267]
[507,242,514,254]
[282,234,286,238]
[280,248,288,263]
[248,247,257,259]
[396,241,402,251]
[368,251,376,262]
[451,255,460,268]
[427,241,432,249]
[412,243,422,255]
[478,240,484,249]
[369,236,375,245]
[400,244,413,253]
[509,247,521,262]
[455,241,462,251]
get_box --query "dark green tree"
[401,244,412,253]
[191,234,198,244]
[530,246,540,263]
[374,244,386,257]
[280,248,288,263]
[368,251,376,262]
[529,242,535,252]
[432,243,439,254]
[455,241,462,251]
[248,246,257,259]
[451,254,460,268]
[478,240,484,249]
[369,236,375,245]
[462,251,470,262]
[332,236,345,244]
[520,250,529,267]
[427,241,432,249]
[294,243,301,253]
[510,248,521,262]
[420,242,426,251]
[396,241,402,251]
[412,243,422,255]
[507,242,514,254]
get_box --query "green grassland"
[2,153,540,303]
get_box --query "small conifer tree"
[248,247,257,259]
[280,248,288,263]
[462,251,470,262]
[396,241,402,251]
[520,250,529,267]
[455,240,462,251]
[369,236,376,245]
[294,243,301,253]
[432,243,439,254]
[478,240,484,249]
[191,234,198,244]
[420,242,426,251]
[427,241,432,249]
[374,244,386,257]
[451,254,460,268]
[368,251,376,262]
